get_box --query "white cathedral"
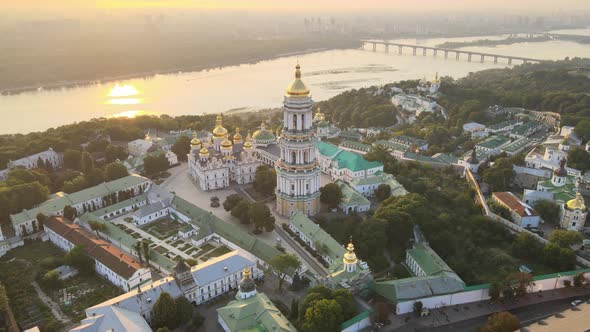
[187,115,261,191]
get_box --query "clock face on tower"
[275,65,321,217]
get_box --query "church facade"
[187,115,260,191]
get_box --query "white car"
[571,300,583,306]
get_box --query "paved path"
[31,281,70,324]
[276,226,329,277]
[110,218,192,260]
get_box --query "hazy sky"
[5,0,590,13]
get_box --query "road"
[405,297,585,332]
[275,226,329,277]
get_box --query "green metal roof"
[407,243,456,277]
[335,180,370,207]
[374,140,407,152]
[10,174,150,224]
[289,211,346,263]
[316,141,341,158]
[374,275,465,303]
[217,292,296,332]
[476,135,510,150]
[538,175,576,203]
[340,141,372,152]
[502,137,532,153]
[334,150,383,172]
[341,310,373,330]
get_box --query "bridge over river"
[361,40,544,65]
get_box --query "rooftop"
[289,211,346,263]
[492,192,539,217]
[476,135,510,150]
[335,180,371,207]
[217,292,296,332]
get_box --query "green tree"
[63,205,77,220]
[0,283,8,312]
[105,162,130,181]
[567,147,590,173]
[302,299,343,332]
[489,282,501,302]
[480,311,520,332]
[41,270,60,289]
[171,136,191,162]
[63,149,82,170]
[543,243,576,271]
[62,175,88,193]
[223,194,245,212]
[105,144,129,163]
[512,233,543,260]
[64,245,94,276]
[549,229,584,248]
[152,292,178,330]
[36,213,47,230]
[290,298,299,320]
[353,218,389,271]
[320,183,343,209]
[269,253,300,291]
[231,200,251,224]
[375,184,391,202]
[142,240,151,265]
[253,165,277,196]
[574,119,590,143]
[248,203,275,232]
[156,328,171,332]
[36,156,46,170]
[185,258,198,267]
[482,158,515,192]
[175,296,194,325]
[413,301,423,317]
[89,220,107,237]
[81,151,95,174]
[574,272,587,287]
[533,200,560,225]
[143,154,169,175]
[87,140,110,153]
[85,168,105,186]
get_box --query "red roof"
[44,216,143,279]
[492,192,539,218]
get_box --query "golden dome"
[199,147,209,155]
[212,114,228,138]
[221,137,233,149]
[190,133,201,146]
[566,193,587,211]
[233,127,243,142]
[285,64,310,97]
[244,140,253,149]
[343,241,358,264]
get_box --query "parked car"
[571,300,583,306]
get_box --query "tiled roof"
[316,141,341,158]
[492,192,539,217]
[407,243,460,279]
[334,150,382,172]
[476,135,510,150]
[44,216,143,279]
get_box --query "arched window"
[293,114,297,130]
[301,113,305,130]
[292,151,297,164]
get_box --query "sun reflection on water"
[106,84,142,105]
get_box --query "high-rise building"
[275,65,321,217]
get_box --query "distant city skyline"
[5,0,590,14]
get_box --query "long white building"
[10,174,151,236]
[44,216,152,292]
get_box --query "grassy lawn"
[142,218,183,240]
[171,240,184,247]
[200,243,215,252]
[179,244,192,252]
[202,246,232,261]
[186,248,199,255]
[130,233,142,239]
[153,246,168,255]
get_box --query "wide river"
[1,31,589,134]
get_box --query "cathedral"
[275,64,322,217]
[187,115,260,191]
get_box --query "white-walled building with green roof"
[350,171,408,198]
[316,141,383,183]
[335,180,371,214]
[11,174,151,236]
[217,268,297,332]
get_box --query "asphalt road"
[419,297,584,332]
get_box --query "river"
[1,31,589,134]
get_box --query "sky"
[4,0,590,13]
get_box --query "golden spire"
[190,132,201,147]
[286,63,310,97]
[233,127,243,143]
[212,114,228,138]
[343,236,358,265]
[199,146,209,156]
[243,267,251,278]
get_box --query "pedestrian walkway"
[32,281,70,324]
[110,218,192,260]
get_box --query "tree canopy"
[320,183,343,209]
